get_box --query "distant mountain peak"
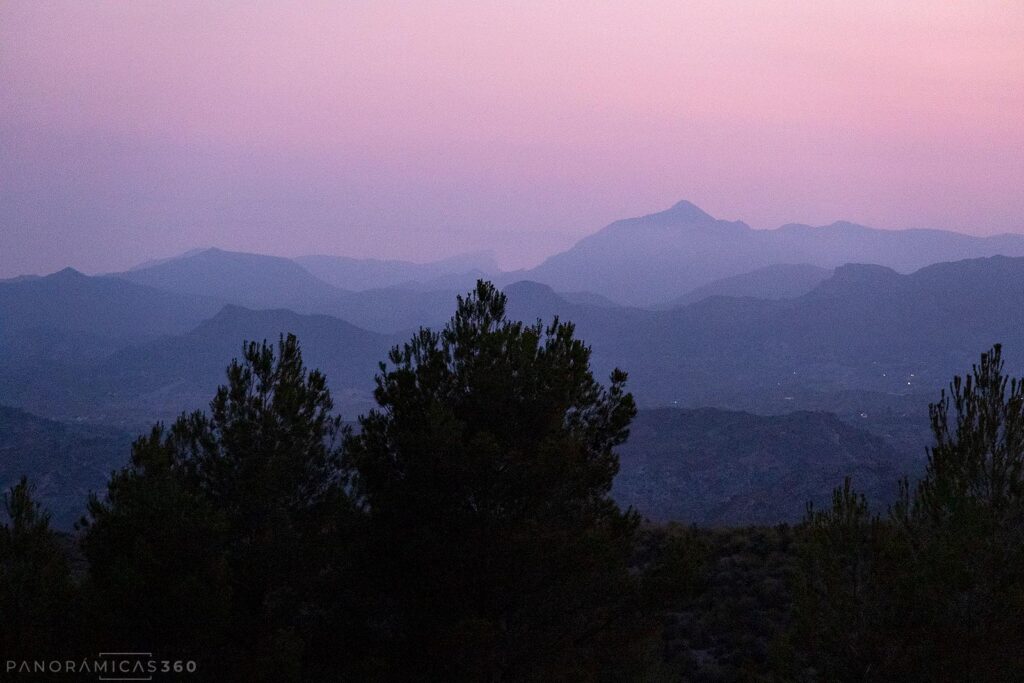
[625,199,746,232]
[48,267,87,280]
[665,199,715,222]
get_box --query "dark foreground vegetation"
[1,282,1022,681]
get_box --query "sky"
[1,1,1022,277]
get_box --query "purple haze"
[1,2,1022,277]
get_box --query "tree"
[890,344,1024,680]
[80,426,233,662]
[793,478,893,680]
[793,346,1024,680]
[343,280,646,679]
[82,335,357,681]
[0,477,75,659]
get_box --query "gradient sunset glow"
[1,1,1022,277]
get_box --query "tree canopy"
[81,335,353,681]
[344,280,645,679]
[0,477,74,659]
[796,345,1024,680]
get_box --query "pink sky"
[1,1,1022,276]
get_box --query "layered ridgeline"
[5,210,1024,529]
[0,266,391,426]
[1,304,393,431]
[92,305,393,425]
[6,253,1024,434]
[0,266,222,362]
[503,256,1024,414]
[115,247,460,333]
[522,200,1024,305]
[6,257,1024,527]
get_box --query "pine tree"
[82,335,356,681]
[0,477,75,659]
[794,478,891,680]
[344,280,646,679]
[891,344,1024,680]
[81,426,233,662]
[794,346,1024,680]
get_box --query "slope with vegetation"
[0,406,131,528]
[615,408,909,525]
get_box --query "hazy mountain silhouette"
[88,305,394,426]
[117,248,458,332]
[523,200,1024,305]
[119,248,346,308]
[661,263,832,308]
[614,408,909,525]
[294,251,498,291]
[498,256,1024,461]
[12,259,1020,528]
[0,267,221,340]
[125,247,210,271]
[501,281,651,347]
[9,256,1020,436]
[0,267,223,367]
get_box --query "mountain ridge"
[522,200,1024,305]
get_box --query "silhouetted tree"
[889,344,1024,680]
[82,335,357,681]
[794,346,1024,680]
[0,477,75,659]
[794,478,894,679]
[344,281,647,679]
[80,426,233,663]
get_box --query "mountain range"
[7,243,1024,446]
[115,248,459,333]
[504,256,1024,408]
[520,200,1024,305]
[5,199,1024,526]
